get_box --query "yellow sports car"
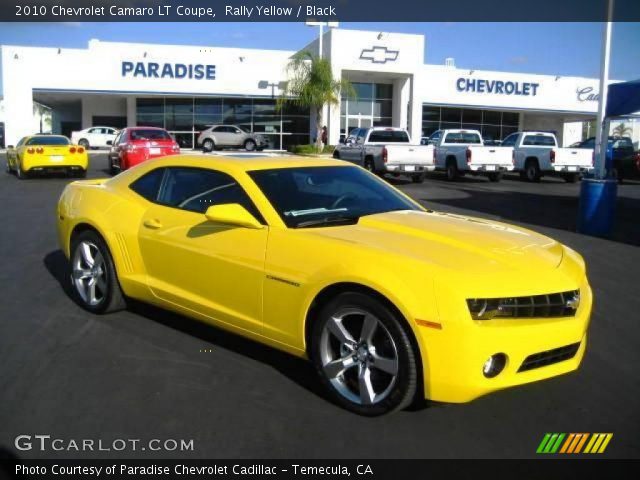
[6,134,88,179]
[56,156,592,415]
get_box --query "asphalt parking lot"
[1,151,639,459]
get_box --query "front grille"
[518,342,581,372]
[467,290,580,319]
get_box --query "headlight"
[467,290,580,320]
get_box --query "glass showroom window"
[341,83,393,140]
[136,97,310,150]
[421,105,521,142]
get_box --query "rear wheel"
[202,138,215,153]
[446,160,458,181]
[244,139,257,152]
[364,158,375,173]
[309,292,418,416]
[16,161,27,180]
[524,160,541,182]
[70,230,126,314]
[78,139,90,149]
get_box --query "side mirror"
[7,145,14,149]
[106,140,113,146]
[204,203,263,230]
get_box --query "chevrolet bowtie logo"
[360,46,399,64]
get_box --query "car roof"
[132,155,349,173]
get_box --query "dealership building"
[1,27,633,149]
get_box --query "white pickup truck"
[502,131,593,182]
[333,127,434,183]
[428,129,514,182]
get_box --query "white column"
[2,51,34,147]
[126,96,137,127]
[594,1,614,179]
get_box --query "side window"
[118,131,128,144]
[213,126,226,133]
[17,137,27,147]
[112,132,121,145]
[356,129,366,144]
[129,168,165,202]
[501,134,518,147]
[430,131,442,142]
[521,135,537,146]
[156,167,264,222]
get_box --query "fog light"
[483,353,507,378]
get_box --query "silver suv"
[197,125,268,152]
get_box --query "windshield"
[26,136,70,146]
[367,130,410,143]
[249,166,422,228]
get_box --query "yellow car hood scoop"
[311,210,564,272]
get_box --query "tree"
[279,50,353,152]
[612,122,632,138]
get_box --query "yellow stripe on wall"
[597,434,613,453]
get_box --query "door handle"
[143,218,163,229]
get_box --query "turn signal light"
[69,147,77,153]
[511,150,515,165]
[550,149,556,164]
[466,148,472,164]
[172,143,180,153]
[36,147,44,154]
[382,146,388,163]
[77,147,85,153]
[27,148,35,154]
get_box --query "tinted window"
[501,134,518,147]
[367,130,410,143]
[130,129,171,141]
[26,136,70,146]
[613,138,633,149]
[130,168,165,202]
[156,167,263,221]
[522,135,556,146]
[249,166,421,228]
[443,132,482,144]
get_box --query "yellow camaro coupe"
[6,134,88,179]
[56,155,592,415]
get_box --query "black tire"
[411,173,425,184]
[309,291,418,416]
[487,172,503,182]
[563,173,578,183]
[202,138,215,153]
[524,160,541,182]
[69,230,126,314]
[244,139,257,152]
[16,161,27,180]
[364,158,375,173]
[445,160,458,181]
[109,158,118,176]
[333,151,341,159]
[78,139,90,149]
[5,160,12,174]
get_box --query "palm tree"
[612,122,632,138]
[279,50,353,152]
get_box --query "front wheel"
[310,292,418,416]
[70,230,126,314]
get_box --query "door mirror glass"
[106,140,113,145]
[7,145,14,149]
[346,137,355,145]
[204,203,263,229]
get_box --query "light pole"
[577,0,617,237]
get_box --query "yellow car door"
[137,166,268,333]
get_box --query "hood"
[303,210,563,273]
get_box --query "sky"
[0,22,639,95]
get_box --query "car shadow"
[42,249,333,407]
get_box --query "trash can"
[577,178,617,237]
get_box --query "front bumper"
[416,276,592,403]
[385,164,435,173]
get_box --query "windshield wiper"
[295,215,360,228]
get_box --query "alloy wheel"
[72,240,108,307]
[319,307,399,405]
[245,140,256,151]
